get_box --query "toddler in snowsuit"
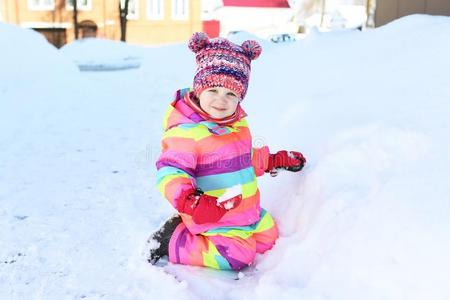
[148,32,306,271]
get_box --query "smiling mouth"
[212,107,227,111]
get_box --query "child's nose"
[216,93,228,103]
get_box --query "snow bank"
[0,23,82,167]
[60,38,145,71]
[227,30,273,48]
[0,23,79,89]
[140,43,195,96]
[247,14,450,300]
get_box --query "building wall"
[1,0,202,45]
[126,0,202,45]
[375,0,450,27]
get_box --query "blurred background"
[1,0,450,48]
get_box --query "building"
[3,0,449,47]
[0,0,202,47]
[203,0,294,37]
[374,0,450,27]
[203,0,368,37]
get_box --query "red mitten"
[175,188,198,215]
[175,188,227,224]
[192,193,227,224]
[266,150,306,175]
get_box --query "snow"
[217,184,242,204]
[1,14,450,299]
[60,38,145,71]
[0,23,79,89]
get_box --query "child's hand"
[175,188,227,224]
[266,150,306,176]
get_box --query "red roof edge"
[222,0,290,8]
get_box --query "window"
[28,0,55,10]
[66,0,92,11]
[147,0,164,20]
[120,0,139,20]
[172,0,189,20]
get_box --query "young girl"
[147,32,306,271]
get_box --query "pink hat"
[188,32,262,100]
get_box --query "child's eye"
[227,92,236,97]
[208,89,218,93]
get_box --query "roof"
[222,0,290,8]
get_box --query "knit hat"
[188,32,262,100]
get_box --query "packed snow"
[60,38,145,71]
[1,14,450,299]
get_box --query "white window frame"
[120,0,139,20]
[172,0,189,20]
[147,0,164,20]
[28,0,55,11]
[66,0,92,11]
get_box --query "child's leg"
[146,214,182,264]
[251,209,279,254]
[208,234,256,271]
[168,222,256,271]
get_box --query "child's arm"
[156,127,198,209]
[251,146,270,177]
[252,147,307,177]
[266,150,306,176]
[156,127,229,223]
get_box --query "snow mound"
[0,23,79,88]
[377,13,450,32]
[60,38,145,71]
[227,30,273,49]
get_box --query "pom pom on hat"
[188,32,209,53]
[241,40,262,60]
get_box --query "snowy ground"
[1,15,450,299]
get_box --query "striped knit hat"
[188,32,262,100]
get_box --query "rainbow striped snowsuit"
[156,88,278,271]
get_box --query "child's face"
[198,87,241,119]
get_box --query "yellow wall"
[2,0,202,45]
[126,0,202,45]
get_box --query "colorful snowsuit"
[156,88,278,271]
